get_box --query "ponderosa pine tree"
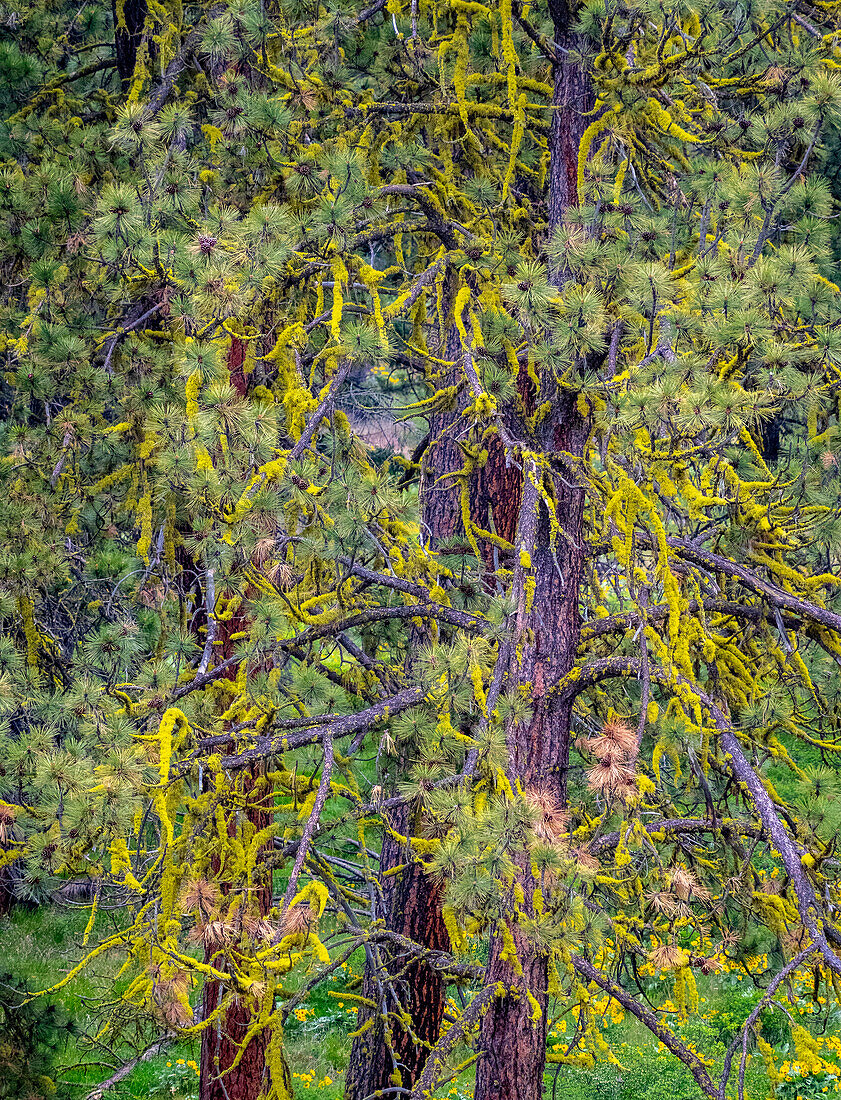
[6,2,841,1100]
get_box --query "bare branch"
[639,534,841,637]
[85,1037,172,1100]
[718,941,817,1100]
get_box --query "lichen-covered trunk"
[199,706,272,1100]
[112,0,147,86]
[199,336,272,1100]
[346,321,463,1099]
[199,697,272,1100]
[474,400,589,1100]
[344,800,451,1099]
[200,984,269,1100]
[547,0,595,233]
[474,7,594,1097]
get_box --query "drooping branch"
[368,928,483,981]
[580,596,802,641]
[285,601,488,644]
[558,654,841,974]
[660,535,841,636]
[406,983,497,1100]
[571,954,717,1098]
[717,718,841,974]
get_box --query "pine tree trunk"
[198,778,271,1100]
[474,400,589,1100]
[470,431,522,577]
[199,336,272,1100]
[474,8,594,1097]
[344,803,451,1100]
[346,315,466,1099]
[199,987,269,1100]
[199,687,272,1100]
[112,0,147,86]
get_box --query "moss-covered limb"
[367,928,483,981]
[587,816,762,856]
[196,710,349,749]
[406,982,498,1100]
[571,953,717,1098]
[716,715,841,977]
[337,630,389,679]
[580,595,806,641]
[378,184,475,250]
[141,4,226,120]
[563,652,841,970]
[216,686,425,769]
[512,0,560,63]
[659,535,841,634]
[718,941,818,1100]
[277,602,489,646]
[98,302,164,375]
[287,359,351,461]
[355,0,388,22]
[47,56,119,89]
[279,731,334,913]
[168,656,241,705]
[335,556,435,599]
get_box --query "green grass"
[2,902,839,1100]
[0,904,196,1098]
[0,903,355,1099]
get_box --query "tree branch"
[718,941,817,1100]
[572,954,717,1098]
[217,686,425,768]
[407,984,496,1099]
[662,535,841,636]
[280,730,333,914]
[85,1037,172,1100]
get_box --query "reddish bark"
[547,0,595,229]
[199,987,269,1100]
[471,360,533,578]
[470,432,522,577]
[346,317,467,1098]
[474,5,594,1094]
[475,398,589,1100]
[345,803,451,1099]
[228,336,248,397]
[199,337,271,1100]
